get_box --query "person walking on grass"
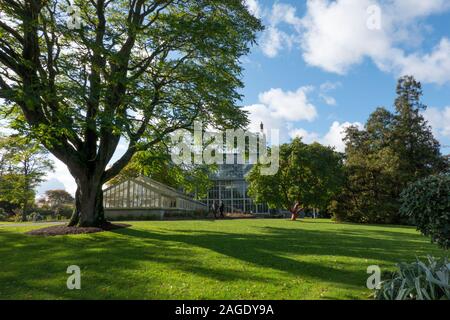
[219,201,225,219]
[211,201,218,219]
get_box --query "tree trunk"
[290,202,301,221]
[21,175,30,222]
[68,179,106,227]
[290,206,298,221]
[21,201,28,222]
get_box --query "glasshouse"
[103,176,207,220]
[201,163,269,214]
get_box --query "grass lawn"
[0,219,446,300]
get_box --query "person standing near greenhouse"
[219,201,225,218]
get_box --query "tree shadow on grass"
[0,229,282,299]
[110,225,444,288]
[0,222,444,299]
[118,225,442,263]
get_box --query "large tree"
[333,124,402,223]
[44,189,74,209]
[392,76,447,179]
[333,76,448,224]
[247,138,344,220]
[0,0,262,227]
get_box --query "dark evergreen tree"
[332,76,448,224]
[392,76,447,181]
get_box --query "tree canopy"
[332,76,448,224]
[246,138,344,217]
[0,135,54,219]
[44,189,75,209]
[0,0,262,226]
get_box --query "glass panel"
[221,181,232,200]
[130,182,135,208]
[122,182,127,208]
[209,183,219,199]
[234,199,244,212]
[118,184,122,208]
[245,200,253,213]
[232,181,244,199]
[151,191,155,207]
[224,200,232,213]
[136,183,141,207]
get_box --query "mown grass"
[0,219,446,300]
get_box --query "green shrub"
[375,256,450,300]
[53,205,73,219]
[12,212,23,222]
[400,174,450,249]
[0,208,7,221]
[164,210,208,220]
[29,207,73,221]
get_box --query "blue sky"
[39,0,450,194]
[240,0,450,151]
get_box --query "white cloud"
[320,94,337,106]
[289,121,364,152]
[319,81,341,106]
[300,0,450,84]
[322,121,364,152]
[244,0,262,18]
[389,0,450,20]
[269,3,303,27]
[422,106,450,137]
[258,2,302,57]
[320,81,341,92]
[289,128,320,144]
[244,86,317,142]
[260,26,293,58]
[244,103,285,134]
[389,39,450,85]
[258,86,318,122]
[256,0,450,84]
[301,0,381,74]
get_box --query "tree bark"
[68,188,81,226]
[290,202,301,221]
[68,178,106,227]
[290,206,299,221]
